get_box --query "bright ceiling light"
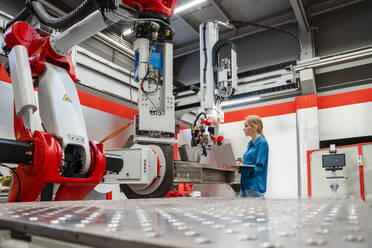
[221,96,261,108]
[174,0,207,14]
[122,29,132,36]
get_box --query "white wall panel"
[263,114,298,198]
[0,82,15,185]
[319,102,372,141]
[82,106,133,149]
[0,82,14,140]
[355,102,372,137]
[319,105,356,140]
[296,107,320,197]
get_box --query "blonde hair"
[245,115,265,139]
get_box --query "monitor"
[322,153,345,170]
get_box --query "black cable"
[101,9,114,27]
[118,4,139,17]
[193,112,207,130]
[142,88,159,112]
[144,78,159,95]
[230,20,302,60]
[5,7,32,30]
[211,38,236,99]
[202,23,208,86]
[31,0,101,30]
[140,41,160,112]
[141,42,159,95]
[191,112,206,146]
[0,164,21,202]
[141,70,159,95]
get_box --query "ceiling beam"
[289,0,309,32]
[307,0,364,18]
[174,12,296,58]
[210,0,236,31]
[174,14,199,37]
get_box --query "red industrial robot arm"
[2,0,178,202]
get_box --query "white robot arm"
[192,20,238,156]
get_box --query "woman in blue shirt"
[237,115,269,197]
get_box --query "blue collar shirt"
[239,135,269,193]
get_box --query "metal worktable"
[0,197,370,248]
[173,161,238,184]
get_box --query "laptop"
[213,143,255,168]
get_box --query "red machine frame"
[307,143,367,201]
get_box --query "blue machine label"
[134,48,163,83]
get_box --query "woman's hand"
[234,157,244,166]
[222,163,239,171]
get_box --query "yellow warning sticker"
[63,94,72,103]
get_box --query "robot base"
[105,144,174,199]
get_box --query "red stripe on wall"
[224,88,372,124]
[224,101,296,123]
[77,91,138,119]
[307,150,312,197]
[0,80,137,120]
[295,94,317,110]
[318,88,372,109]
[2,61,372,122]
[0,64,137,119]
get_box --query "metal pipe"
[95,32,134,58]
[50,10,121,56]
[294,47,372,71]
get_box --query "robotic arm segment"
[8,45,37,135]
[212,38,238,99]
[194,21,238,156]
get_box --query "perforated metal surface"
[0,197,370,248]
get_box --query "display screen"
[322,154,346,168]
